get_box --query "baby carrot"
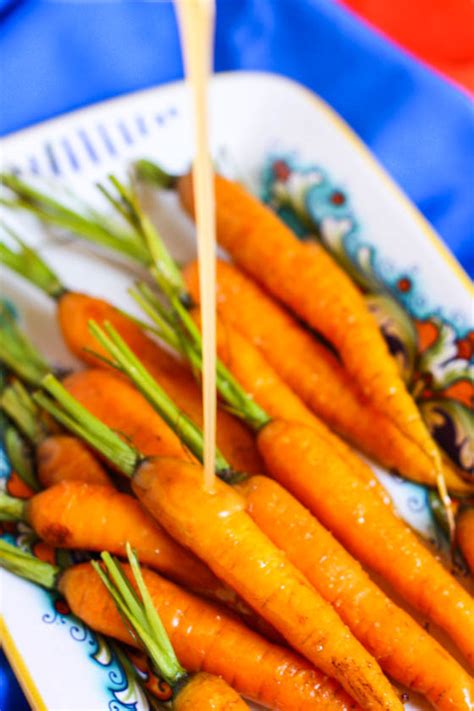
[1,378,112,489]
[0,480,229,601]
[193,307,389,503]
[178,172,447,499]
[0,540,357,710]
[184,258,472,496]
[36,376,400,711]
[36,435,111,488]
[457,508,474,575]
[258,419,474,667]
[117,304,473,709]
[238,475,474,711]
[0,235,263,475]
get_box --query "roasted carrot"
[258,419,474,667]
[0,539,249,710]
[193,307,390,504]
[172,673,248,711]
[0,319,112,489]
[63,369,192,462]
[457,508,474,575]
[36,376,400,711]
[184,258,472,496]
[108,305,474,709]
[0,539,358,711]
[1,384,111,489]
[178,172,446,493]
[36,435,111,488]
[238,475,474,711]
[129,285,474,671]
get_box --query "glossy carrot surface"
[184,259,472,495]
[238,475,474,711]
[58,291,264,475]
[132,457,401,711]
[257,419,474,667]
[37,435,112,488]
[60,562,358,710]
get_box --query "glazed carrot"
[36,435,111,488]
[0,479,235,605]
[193,307,389,503]
[172,673,248,711]
[63,369,191,462]
[258,419,474,667]
[112,305,474,709]
[0,539,250,710]
[178,173,445,488]
[238,475,474,711]
[0,378,112,489]
[185,258,472,496]
[37,376,399,711]
[0,236,263,475]
[58,292,264,475]
[57,561,359,710]
[457,508,474,575]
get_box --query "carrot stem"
[0,491,27,522]
[0,539,59,588]
[34,375,140,477]
[87,320,232,476]
[134,159,177,189]
[1,173,150,266]
[0,223,65,300]
[0,304,50,386]
[92,543,187,687]
[3,425,40,492]
[1,381,46,445]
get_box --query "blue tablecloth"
[0,1,472,708]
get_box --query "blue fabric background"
[0,1,472,707]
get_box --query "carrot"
[0,234,263,475]
[36,435,111,488]
[238,475,474,711]
[457,508,474,575]
[0,539,248,711]
[63,368,192,462]
[0,540,358,711]
[5,480,229,599]
[36,376,400,711]
[1,378,112,489]
[193,307,390,504]
[172,673,248,710]
[178,173,447,496]
[127,288,474,672]
[109,305,474,709]
[184,258,472,496]
[58,292,264,475]
[257,419,474,667]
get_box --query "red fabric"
[341,0,474,92]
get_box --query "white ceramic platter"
[0,72,472,711]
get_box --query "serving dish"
[1,71,472,710]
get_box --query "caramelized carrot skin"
[185,259,473,496]
[60,563,358,710]
[238,475,474,711]
[26,480,224,598]
[175,673,249,710]
[179,173,436,463]
[457,508,474,575]
[257,420,474,667]
[194,306,389,503]
[63,369,190,461]
[57,291,264,475]
[132,458,401,711]
[37,435,112,488]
